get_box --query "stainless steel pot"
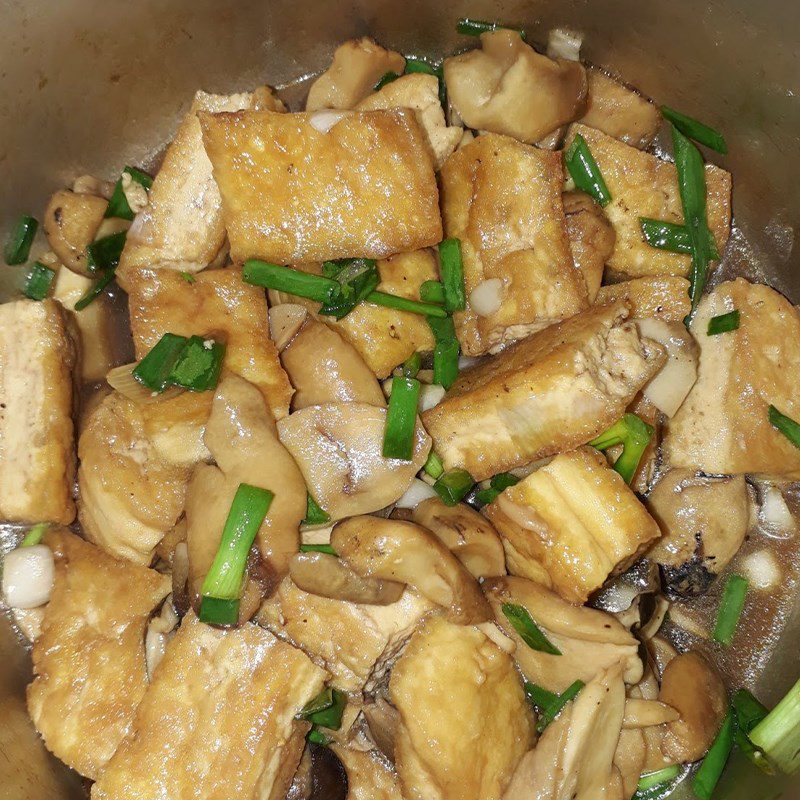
[0,1,797,798]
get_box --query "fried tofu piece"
[200,109,442,265]
[27,530,170,779]
[306,37,406,111]
[566,124,731,279]
[595,276,692,323]
[271,251,436,378]
[389,616,534,800]
[258,577,434,692]
[91,612,326,800]
[357,73,462,168]
[578,68,662,149]
[440,133,588,355]
[0,300,77,524]
[126,267,292,419]
[484,447,661,603]
[116,90,260,290]
[421,301,665,480]
[665,278,800,475]
[330,746,403,800]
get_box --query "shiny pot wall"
[0,1,798,798]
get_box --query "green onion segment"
[713,574,748,646]
[369,290,447,318]
[105,166,153,220]
[438,238,466,313]
[382,376,421,460]
[74,266,118,311]
[133,333,189,392]
[299,543,337,556]
[501,602,561,655]
[319,258,381,319]
[297,686,347,735]
[636,765,680,793]
[21,523,49,547]
[692,709,735,800]
[525,680,584,733]
[180,271,196,284]
[86,230,127,273]
[420,280,446,305]
[662,106,727,154]
[374,70,400,91]
[199,483,273,625]
[423,451,444,480]
[433,468,474,506]
[475,472,520,505]
[243,260,338,303]
[768,405,800,449]
[304,494,330,526]
[427,314,460,389]
[639,218,693,254]
[402,57,447,107]
[732,688,773,774]
[4,214,38,265]
[749,676,800,775]
[564,133,611,207]
[132,333,225,394]
[401,352,422,379]
[23,262,56,301]
[456,18,526,40]
[589,413,654,484]
[707,310,740,336]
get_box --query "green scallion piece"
[374,70,400,91]
[304,494,330,526]
[404,57,437,76]
[639,218,693,254]
[565,133,611,207]
[423,451,444,480]
[297,687,347,730]
[180,271,196,284]
[73,265,117,311]
[383,376,421,460]
[636,765,680,793]
[199,483,274,626]
[368,290,448,318]
[536,680,584,732]
[21,523,49,547]
[420,280,446,305]
[707,310,740,335]
[524,682,559,712]
[433,468,474,506]
[167,336,226,392]
[104,166,153,220]
[501,602,561,655]
[86,230,127,273]
[132,332,189,392]
[768,404,800,449]
[401,352,422,379]
[589,413,654,484]
[713,573,748,646]
[456,18,526,40]
[732,688,774,774]
[438,238,466,312]
[4,214,38,265]
[307,728,329,745]
[427,314,460,389]
[23,262,56,301]
[692,709,735,800]
[319,258,381,319]
[662,106,728,154]
[300,543,337,555]
[475,472,520,505]
[748,676,800,775]
[243,259,339,303]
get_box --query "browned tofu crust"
[440,133,588,355]
[200,109,442,265]
[27,530,170,779]
[126,267,293,420]
[0,300,78,524]
[91,613,326,800]
[595,276,692,322]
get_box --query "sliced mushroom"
[484,575,643,693]
[277,403,431,521]
[43,189,108,275]
[331,516,491,624]
[411,497,506,578]
[622,698,680,729]
[269,303,309,352]
[362,699,401,762]
[647,470,749,597]
[443,29,587,144]
[289,551,405,605]
[658,651,728,763]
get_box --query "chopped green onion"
[589,413,654,484]
[526,680,584,733]
[297,687,347,730]
[132,332,189,392]
[524,682,559,711]
[427,314,460,389]
[423,451,444,479]
[564,133,611,207]
[662,106,727,154]
[368,291,448,318]
[636,765,680,792]
[403,58,446,107]
[243,260,339,303]
[21,523,49,547]
[4,214,38,265]
[768,405,800,449]
[501,603,561,655]
[433,468,474,506]
[382,376,421,460]
[639,218,693,254]
[438,238,466,313]
[319,258,381,319]
[456,18,526,40]
[86,230,127,273]
[304,494,330,526]
[73,265,117,311]
[307,728,329,745]
[23,262,56,301]
[707,310,740,336]
[401,352,421,379]
[692,709,735,800]
[300,543,337,555]
[199,483,274,626]
[168,336,225,392]
[420,280,446,305]
[374,70,400,91]
[749,676,800,775]
[475,472,520,505]
[179,271,196,284]
[713,574,748,646]
[104,166,153,220]
[732,688,773,774]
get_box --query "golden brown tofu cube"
[27,530,170,779]
[200,109,442,265]
[0,300,78,524]
[126,267,293,420]
[484,447,661,603]
[665,278,800,475]
[595,276,692,323]
[440,133,588,355]
[566,124,731,279]
[91,612,326,800]
[421,301,665,481]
